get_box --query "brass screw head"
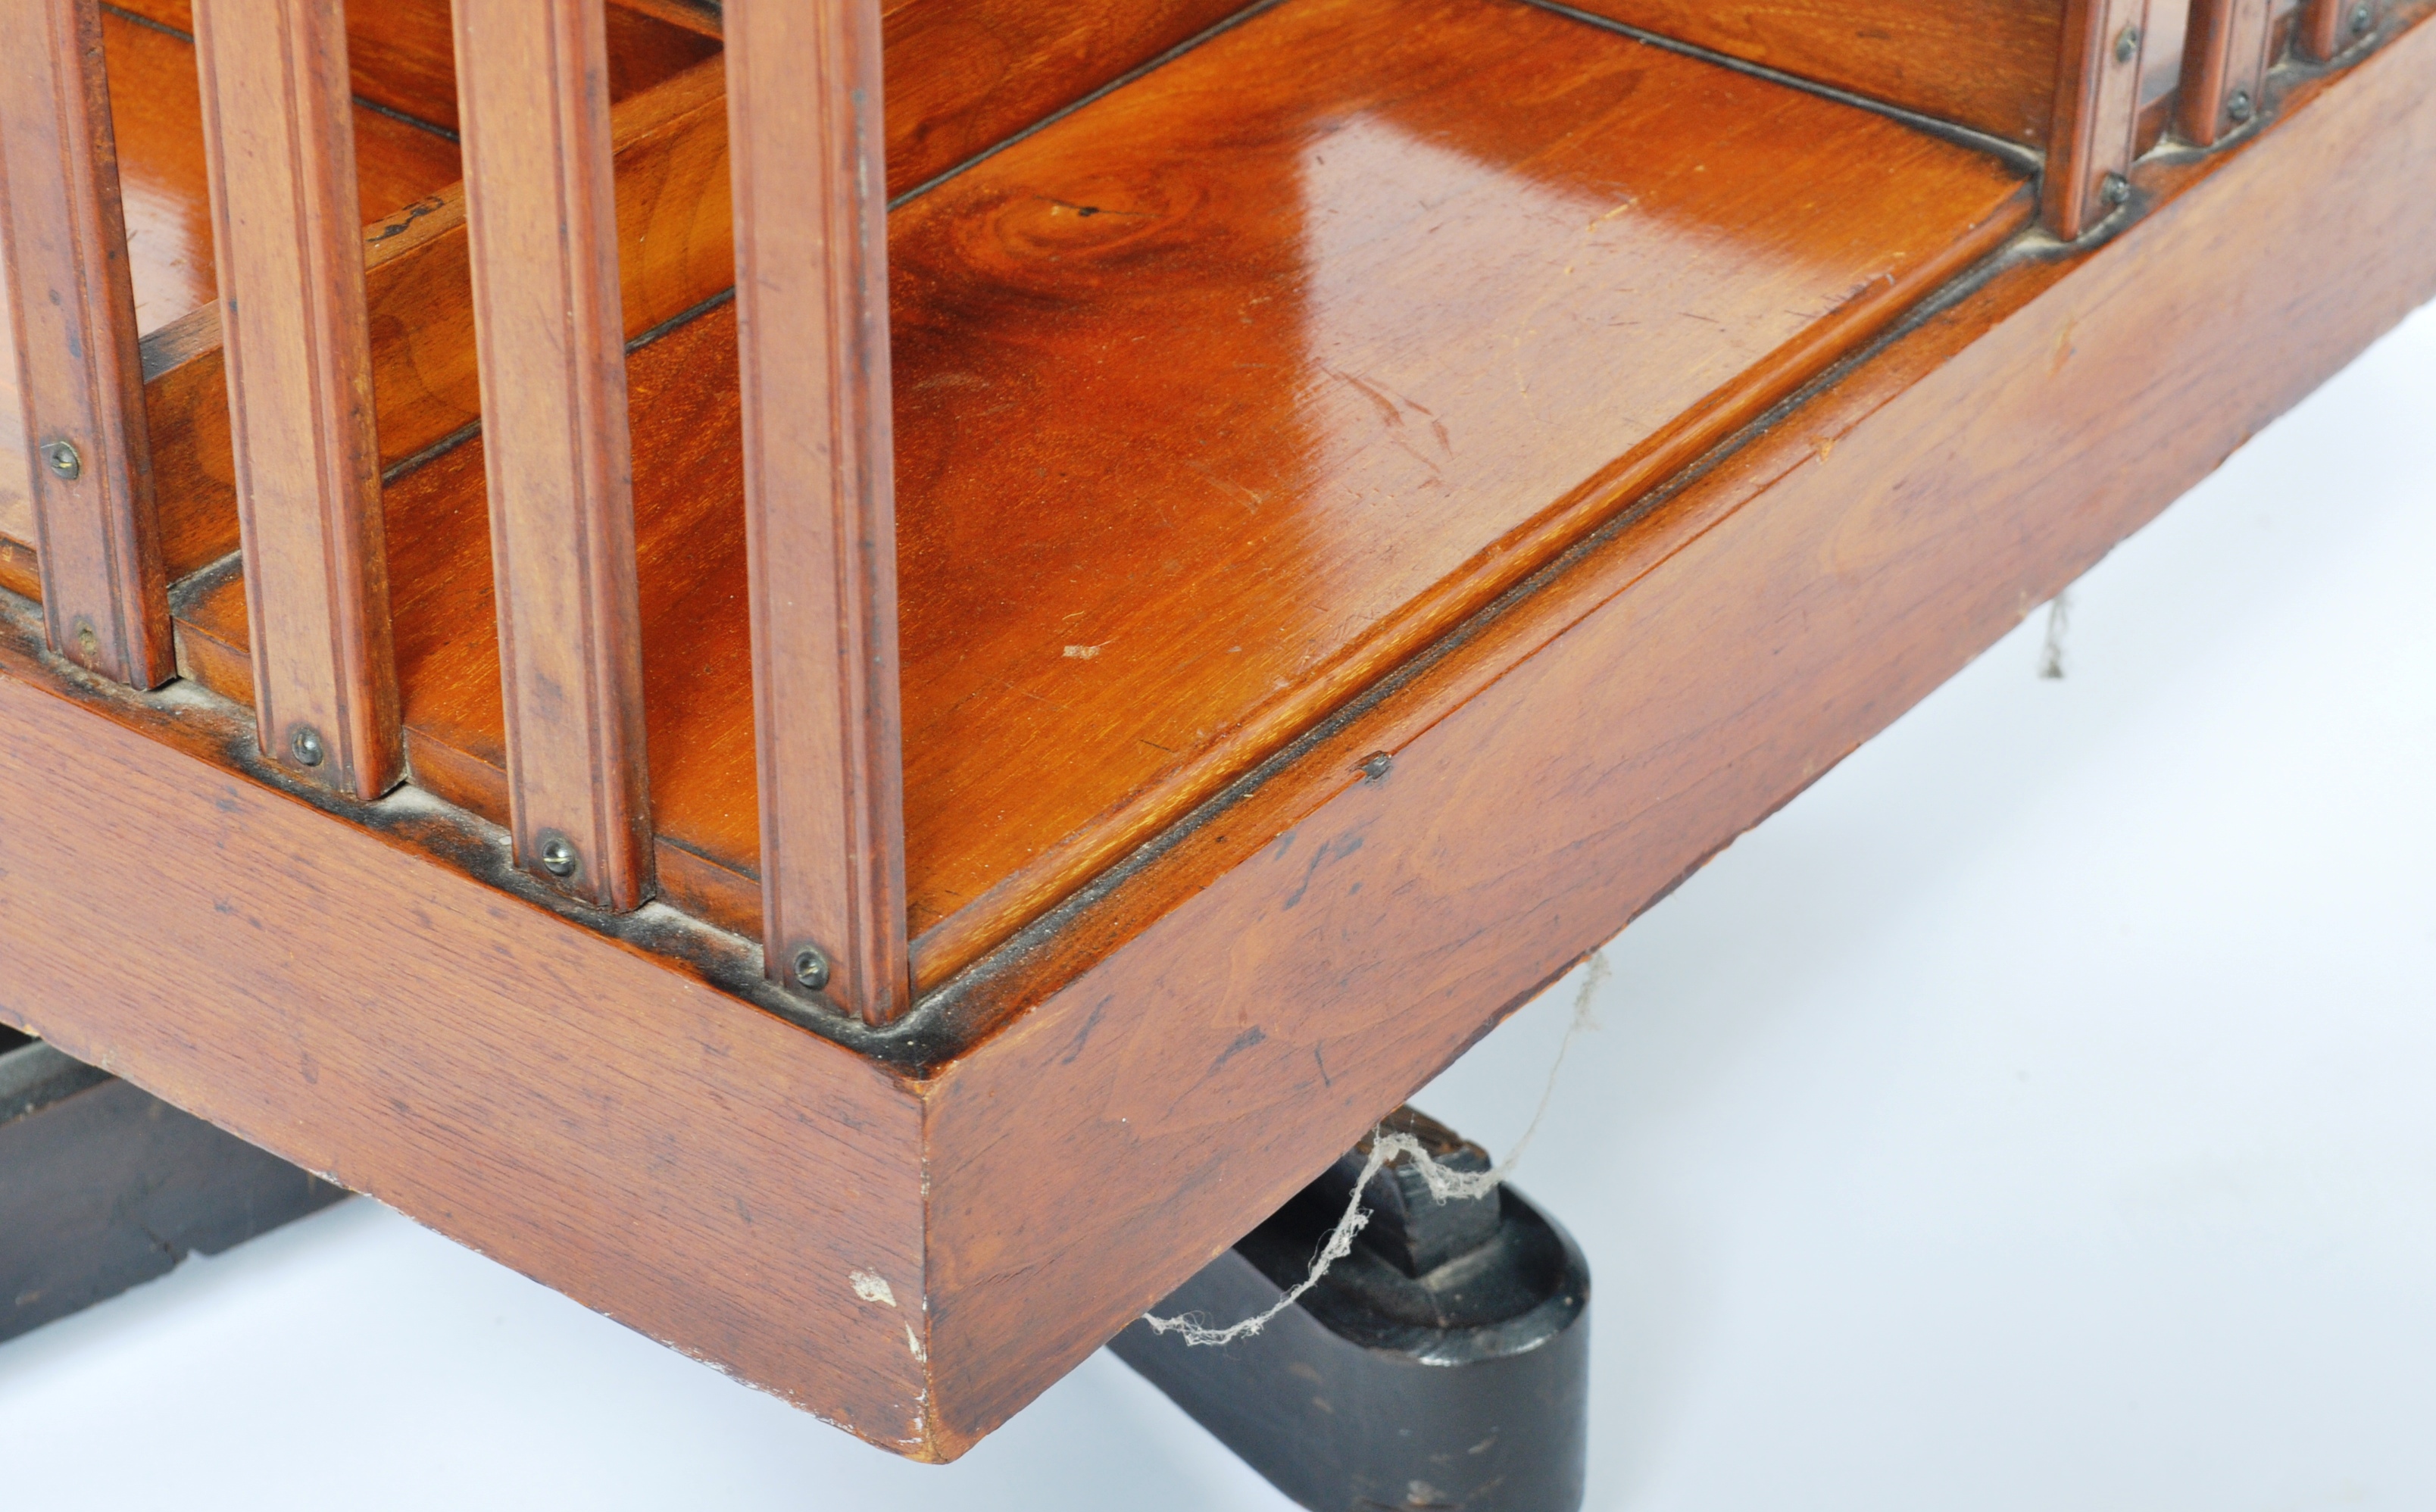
[538,836,579,877]
[40,440,81,480]
[2226,89,2254,123]
[792,945,832,992]
[290,726,326,767]
[2114,24,2141,63]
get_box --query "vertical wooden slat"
[454,0,653,911]
[192,0,401,799]
[2179,0,2277,145]
[726,0,910,1024]
[2299,0,2378,60]
[0,0,171,687]
[2047,0,2151,239]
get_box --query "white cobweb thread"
[1141,950,1612,1347]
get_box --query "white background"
[3,300,2431,1510]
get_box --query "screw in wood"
[2114,24,2141,63]
[2227,89,2253,123]
[2351,2,2373,33]
[538,836,579,877]
[289,726,326,767]
[1359,751,1394,781]
[792,945,832,992]
[2100,173,2132,208]
[40,441,81,480]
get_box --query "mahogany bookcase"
[0,0,2428,1461]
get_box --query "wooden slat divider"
[2300,0,2381,56]
[192,0,401,798]
[454,0,653,911]
[0,0,171,687]
[2047,0,2153,238]
[2180,0,2278,144]
[726,0,910,1024]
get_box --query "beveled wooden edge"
[456,0,654,911]
[192,0,403,799]
[0,0,173,687]
[726,0,911,1025]
[0,0,2425,1465]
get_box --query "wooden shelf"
[169,0,2034,985]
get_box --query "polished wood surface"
[0,4,720,565]
[0,6,461,552]
[193,0,401,798]
[111,0,723,135]
[5,0,2429,1458]
[2182,0,2278,145]
[845,0,2032,980]
[456,0,653,910]
[1547,0,2068,145]
[877,0,1249,195]
[0,0,171,686]
[729,0,910,1023]
[920,11,2436,1445]
[2047,0,2152,237]
[169,0,2035,983]
[139,56,730,596]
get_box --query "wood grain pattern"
[109,0,723,134]
[168,0,2036,988]
[877,0,1250,195]
[138,55,732,595]
[917,7,2436,1445]
[0,7,461,558]
[455,0,652,910]
[727,0,909,1022]
[0,4,714,566]
[0,0,171,686]
[2182,0,2278,145]
[192,0,400,797]
[1545,0,2069,145]
[3,0,2428,1462]
[2047,0,2152,237]
[0,611,932,1452]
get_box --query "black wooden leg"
[1112,1107,1591,1512]
[0,1029,349,1345]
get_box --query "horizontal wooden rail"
[728,0,910,1024]
[193,0,401,800]
[456,0,653,911]
[0,0,171,687]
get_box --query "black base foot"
[1113,1107,1590,1512]
[0,1027,349,1345]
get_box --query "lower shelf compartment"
[160,0,2032,983]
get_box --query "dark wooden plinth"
[0,1030,348,1345]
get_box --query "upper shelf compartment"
[169,0,2037,989]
